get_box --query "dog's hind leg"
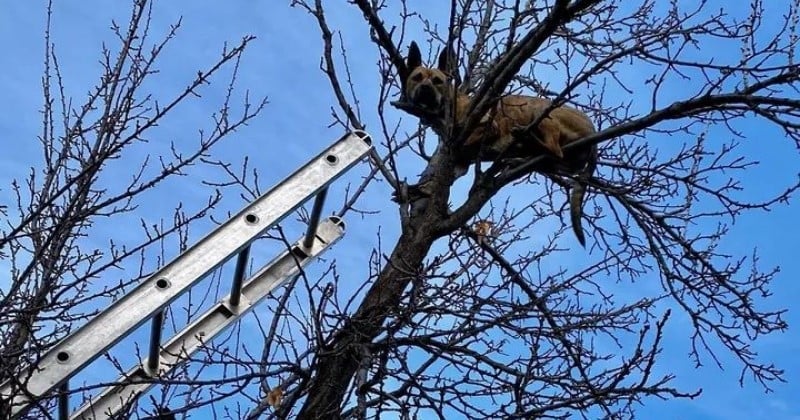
[535,118,565,159]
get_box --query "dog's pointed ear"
[437,43,460,82]
[407,41,422,71]
[437,44,451,72]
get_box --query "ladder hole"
[155,278,170,289]
[244,213,259,224]
[56,351,70,363]
[325,154,338,165]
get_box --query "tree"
[287,0,799,418]
[2,0,799,418]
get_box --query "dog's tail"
[569,145,597,247]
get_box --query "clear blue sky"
[1,1,798,419]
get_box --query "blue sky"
[1,1,798,419]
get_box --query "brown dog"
[404,41,597,246]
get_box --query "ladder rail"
[70,217,346,420]
[0,131,372,417]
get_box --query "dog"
[403,41,597,247]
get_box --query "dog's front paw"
[391,182,409,203]
[392,182,427,203]
[392,182,431,204]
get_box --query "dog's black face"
[406,66,447,110]
[404,41,452,112]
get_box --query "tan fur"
[404,41,597,246]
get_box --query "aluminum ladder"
[0,130,372,419]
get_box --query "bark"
[297,144,455,419]
[296,230,435,419]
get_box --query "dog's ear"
[437,43,460,82]
[407,41,422,71]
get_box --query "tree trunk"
[297,147,453,419]
[296,229,435,419]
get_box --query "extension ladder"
[0,130,372,419]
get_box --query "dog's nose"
[414,84,438,106]
[418,83,435,95]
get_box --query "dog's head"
[404,41,455,112]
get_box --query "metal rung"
[58,383,68,420]
[0,131,372,418]
[229,245,252,306]
[303,187,329,249]
[70,217,346,420]
[147,311,165,373]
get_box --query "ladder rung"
[0,131,371,417]
[303,187,329,249]
[229,245,252,306]
[70,217,345,420]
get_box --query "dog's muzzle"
[411,84,441,109]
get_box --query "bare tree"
[0,0,265,417]
[3,0,799,418]
[270,0,799,419]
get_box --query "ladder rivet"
[155,278,170,289]
[244,213,259,224]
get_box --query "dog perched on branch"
[401,41,597,246]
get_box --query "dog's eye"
[432,77,444,85]
[411,73,423,82]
